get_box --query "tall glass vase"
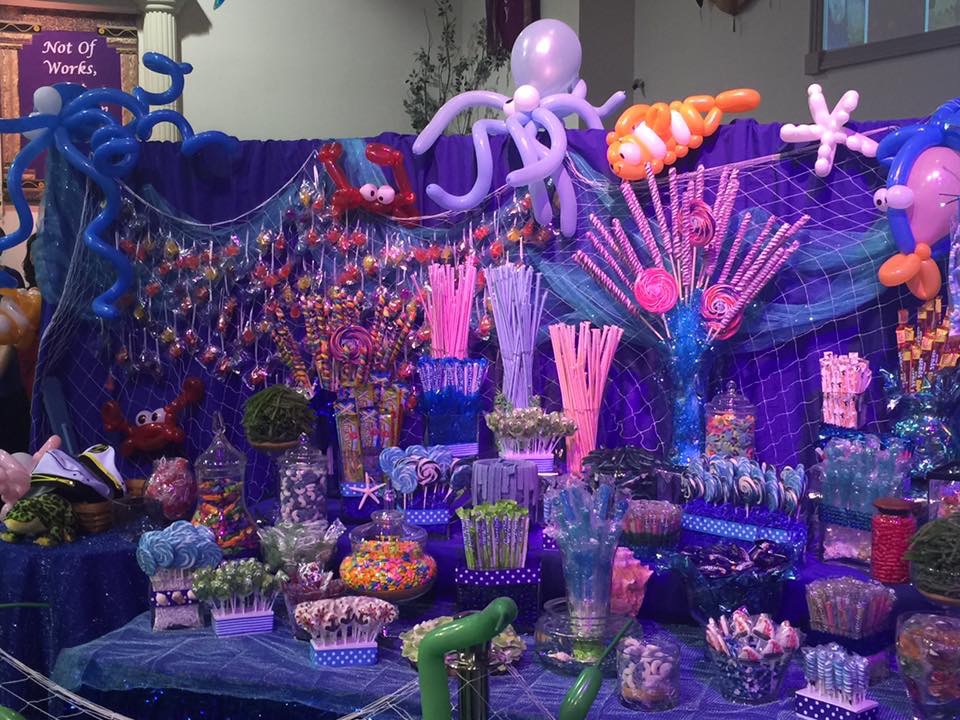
[559,537,619,638]
[665,305,712,465]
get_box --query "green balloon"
[558,667,603,720]
[417,597,518,720]
[0,707,27,720]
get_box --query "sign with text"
[18,30,122,174]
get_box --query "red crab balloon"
[102,378,204,457]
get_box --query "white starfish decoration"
[356,472,385,510]
[780,83,878,177]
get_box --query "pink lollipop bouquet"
[573,164,808,461]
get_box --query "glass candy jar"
[870,497,916,584]
[340,509,437,601]
[618,633,680,711]
[705,381,756,458]
[897,613,960,720]
[278,434,327,523]
[191,412,259,558]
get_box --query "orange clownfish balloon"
[607,88,761,181]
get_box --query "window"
[807,0,960,73]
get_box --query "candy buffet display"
[679,541,792,624]
[621,499,682,551]
[820,352,872,429]
[704,611,801,704]
[192,559,287,637]
[276,434,327,523]
[904,513,960,605]
[136,520,223,631]
[400,615,526,672]
[458,501,530,571]
[9,26,960,720]
[896,613,960,720]
[705,381,755,458]
[340,509,438,601]
[484,396,576,473]
[294,596,398,666]
[191,413,259,557]
[805,577,896,640]
[796,644,877,720]
[617,634,680,711]
[144,457,197,523]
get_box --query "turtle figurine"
[1,493,77,546]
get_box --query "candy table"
[0,529,147,677]
[51,610,917,720]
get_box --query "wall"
[633,0,960,122]
[179,0,591,139]
[178,0,446,139]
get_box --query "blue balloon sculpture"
[412,19,624,237]
[0,52,240,318]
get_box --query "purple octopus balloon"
[411,19,624,237]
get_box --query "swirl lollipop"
[379,447,405,474]
[330,324,373,378]
[426,445,453,468]
[416,457,441,487]
[633,267,679,314]
[392,457,419,495]
[737,472,764,515]
[405,445,429,458]
[685,199,716,248]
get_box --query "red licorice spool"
[870,497,916,584]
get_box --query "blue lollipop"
[392,457,419,494]
[379,447,405,474]
[405,444,428,458]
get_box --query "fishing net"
[30,131,912,502]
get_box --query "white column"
[137,0,186,141]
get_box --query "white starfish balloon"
[780,83,878,177]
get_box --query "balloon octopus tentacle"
[507,116,552,224]
[506,108,567,187]
[411,91,509,155]
[425,118,508,211]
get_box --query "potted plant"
[191,559,287,637]
[484,395,576,473]
[242,385,315,451]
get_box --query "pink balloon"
[904,146,960,248]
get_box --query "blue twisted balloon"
[0,52,239,317]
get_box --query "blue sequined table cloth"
[52,612,915,720]
[0,529,146,675]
